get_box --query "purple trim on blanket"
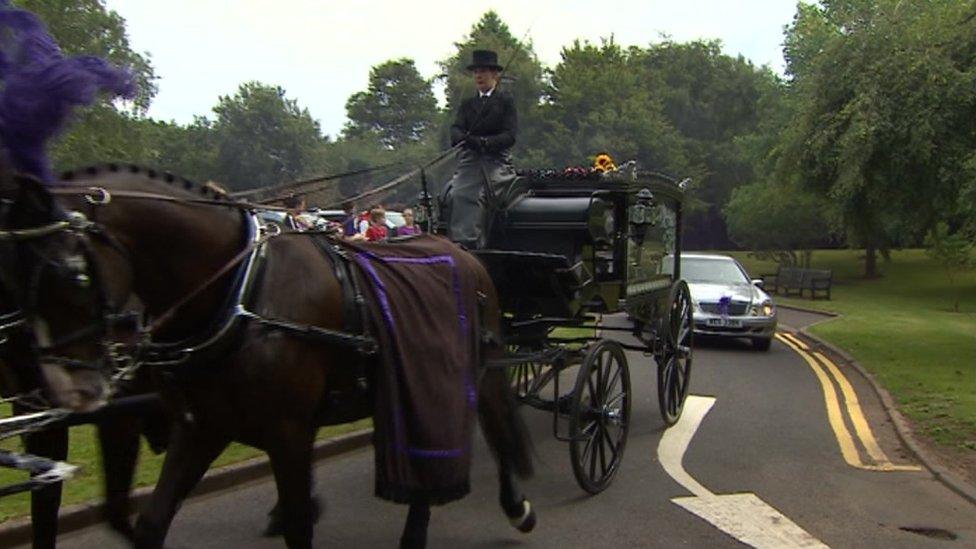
[354,250,476,459]
[408,447,465,459]
[360,252,468,336]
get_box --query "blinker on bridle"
[0,207,114,374]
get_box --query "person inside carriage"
[443,49,518,250]
[283,194,317,231]
[364,204,389,241]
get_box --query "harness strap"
[146,227,276,334]
[236,308,376,354]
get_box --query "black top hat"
[467,49,503,71]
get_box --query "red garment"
[365,223,388,241]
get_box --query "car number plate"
[707,318,741,328]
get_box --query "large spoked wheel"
[657,280,693,426]
[569,339,631,494]
[509,345,545,400]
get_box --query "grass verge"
[0,415,371,524]
[729,249,976,456]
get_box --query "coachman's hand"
[464,135,485,152]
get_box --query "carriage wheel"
[569,339,631,494]
[657,280,693,426]
[509,346,545,400]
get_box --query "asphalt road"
[41,312,976,548]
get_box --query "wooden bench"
[761,266,832,300]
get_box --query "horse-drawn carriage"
[3,157,692,539]
[431,163,694,493]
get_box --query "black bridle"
[0,209,123,378]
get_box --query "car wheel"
[752,337,772,351]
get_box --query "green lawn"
[0,415,371,523]
[729,249,976,452]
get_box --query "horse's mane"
[58,163,233,202]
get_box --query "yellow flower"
[593,153,617,173]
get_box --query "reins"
[144,226,278,334]
[47,187,289,212]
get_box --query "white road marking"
[658,395,829,548]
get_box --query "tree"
[778,0,976,277]
[210,82,328,191]
[724,180,833,267]
[924,223,974,313]
[637,39,786,249]
[438,11,546,157]
[344,59,438,149]
[531,39,687,172]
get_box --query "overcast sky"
[103,0,799,137]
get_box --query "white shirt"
[479,86,495,99]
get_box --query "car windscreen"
[661,257,749,284]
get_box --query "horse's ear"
[14,174,59,221]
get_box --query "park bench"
[761,266,832,300]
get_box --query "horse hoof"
[263,496,322,537]
[399,535,427,549]
[508,499,536,533]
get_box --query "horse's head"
[0,172,116,412]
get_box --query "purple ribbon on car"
[718,295,731,319]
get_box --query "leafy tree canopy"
[344,58,439,149]
[210,82,328,190]
[778,0,976,276]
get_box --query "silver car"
[673,254,778,351]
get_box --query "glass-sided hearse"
[426,161,694,494]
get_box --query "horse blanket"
[338,235,493,505]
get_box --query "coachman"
[444,49,518,249]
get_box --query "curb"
[0,428,373,547]
[786,325,976,506]
[776,302,840,319]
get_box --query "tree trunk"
[865,245,878,278]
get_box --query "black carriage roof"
[515,167,687,203]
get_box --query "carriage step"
[520,394,574,415]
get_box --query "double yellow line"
[776,332,921,472]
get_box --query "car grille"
[700,301,749,316]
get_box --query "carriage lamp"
[629,188,656,226]
[414,189,433,228]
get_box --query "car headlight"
[749,301,775,316]
[750,301,774,317]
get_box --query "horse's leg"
[22,424,69,549]
[477,367,536,533]
[97,414,143,541]
[133,419,228,549]
[399,503,430,549]
[267,424,315,549]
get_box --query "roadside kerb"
[778,304,976,506]
[0,428,373,547]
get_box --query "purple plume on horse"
[0,0,135,183]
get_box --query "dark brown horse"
[0,341,167,548]
[6,165,536,548]
[0,169,171,547]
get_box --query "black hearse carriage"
[431,162,693,494]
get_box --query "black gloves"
[464,135,489,152]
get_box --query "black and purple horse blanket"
[340,235,496,505]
